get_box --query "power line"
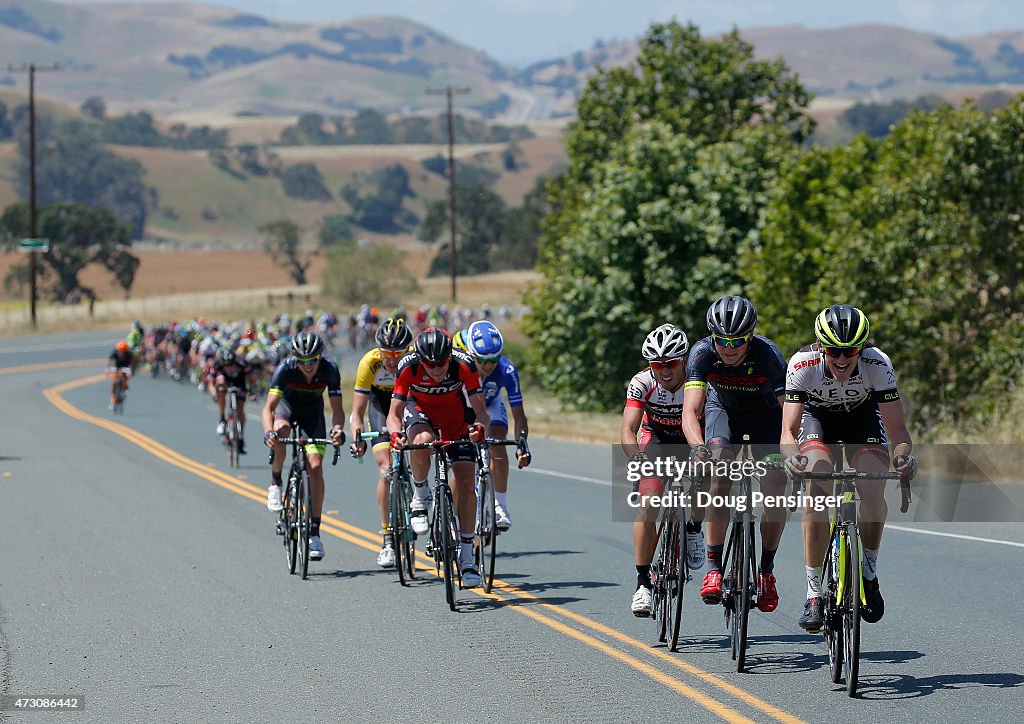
[426,85,470,304]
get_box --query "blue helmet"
[468,320,503,358]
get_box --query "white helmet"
[642,324,689,361]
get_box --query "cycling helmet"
[706,296,757,337]
[115,340,129,353]
[452,329,470,352]
[815,305,871,348]
[217,347,237,365]
[414,327,452,363]
[641,324,689,360]
[291,331,324,358]
[375,317,412,350]
[468,320,503,358]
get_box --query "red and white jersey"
[625,368,686,443]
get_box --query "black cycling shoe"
[238,440,247,455]
[861,577,885,623]
[799,597,824,633]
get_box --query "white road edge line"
[523,467,611,486]
[525,469,1024,548]
[887,524,1024,548]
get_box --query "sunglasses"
[380,349,406,360]
[713,334,749,349]
[475,355,501,364]
[295,355,320,366]
[650,358,683,371]
[822,345,862,359]
[422,357,450,369]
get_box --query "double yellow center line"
[41,370,802,724]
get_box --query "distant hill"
[3,1,1024,122]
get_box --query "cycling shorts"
[797,405,889,464]
[402,402,475,464]
[274,397,328,456]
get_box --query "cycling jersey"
[354,348,399,412]
[785,344,900,413]
[684,335,786,411]
[625,368,686,444]
[392,349,481,439]
[213,359,250,392]
[479,356,524,430]
[108,350,133,368]
[269,357,342,409]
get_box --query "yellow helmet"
[452,328,470,352]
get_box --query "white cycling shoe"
[409,496,430,536]
[308,535,325,560]
[631,586,654,617]
[216,420,226,436]
[266,484,283,512]
[495,503,511,532]
[461,562,481,588]
[686,527,707,570]
[377,545,396,568]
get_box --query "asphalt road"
[2,331,1023,723]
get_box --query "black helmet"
[291,331,324,358]
[217,347,237,365]
[414,327,452,363]
[707,296,757,337]
[375,317,412,350]
[815,305,871,348]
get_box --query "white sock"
[496,491,508,508]
[412,479,430,501]
[460,537,474,563]
[806,566,823,598]
[862,547,879,581]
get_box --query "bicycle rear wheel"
[440,486,458,611]
[298,470,311,580]
[653,518,672,643]
[283,479,298,575]
[844,528,862,697]
[476,470,497,593]
[390,469,411,586]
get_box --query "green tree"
[490,175,548,271]
[523,20,813,410]
[0,202,137,301]
[279,162,332,201]
[321,242,419,306]
[80,96,106,120]
[420,184,508,276]
[259,219,313,285]
[341,165,414,232]
[747,98,1024,426]
[318,213,354,248]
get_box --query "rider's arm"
[349,391,370,439]
[510,404,529,440]
[620,404,645,459]
[681,384,707,446]
[261,392,280,434]
[780,399,804,457]
[878,400,912,458]
[328,393,346,431]
[468,390,491,429]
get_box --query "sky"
[64,1,1024,67]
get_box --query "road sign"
[18,238,49,252]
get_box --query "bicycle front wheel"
[283,479,298,575]
[476,471,497,593]
[824,532,843,684]
[440,486,458,611]
[844,528,862,697]
[298,471,311,580]
[390,470,411,586]
[734,519,754,672]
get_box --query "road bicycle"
[222,386,244,468]
[795,444,911,697]
[401,438,465,611]
[650,470,699,652]
[355,429,418,586]
[270,430,340,580]
[719,444,785,672]
[473,436,529,593]
[107,366,131,414]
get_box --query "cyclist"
[107,340,136,410]
[209,347,251,454]
[782,304,917,631]
[622,323,705,617]
[682,295,790,613]
[262,331,346,561]
[463,320,532,530]
[387,327,490,587]
[349,317,414,568]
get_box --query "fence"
[0,285,321,333]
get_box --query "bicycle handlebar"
[265,434,341,466]
[793,469,912,513]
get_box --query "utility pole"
[426,85,469,304]
[9,62,60,328]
